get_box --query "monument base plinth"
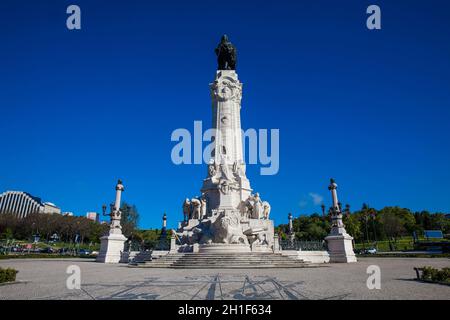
[325,234,357,263]
[199,243,251,254]
[96,233,127,264]
[251,243,273,253]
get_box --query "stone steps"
[129,251,153,264]
[131,252,311,269]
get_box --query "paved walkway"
[1,257,449,300]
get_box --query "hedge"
[0,253,97,260]
[420,266,450,283]
[0,267,18,283]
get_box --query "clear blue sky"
[1,0,449,229]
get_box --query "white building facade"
[0,191,61,218]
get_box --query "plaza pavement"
[0,257,449,300]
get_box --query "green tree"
[379,209,405,241]
[304,223,327,240]
[120,202,140,237]
[1,228,14,240]
[343,214,362,240]
[430,213,450,234]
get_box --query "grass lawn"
[1,240,100,251]
[355,236,416,252]
[355,235,449,254]
[0,253,96,260]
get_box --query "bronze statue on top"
[215,35,237,70]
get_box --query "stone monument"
[287,213,295,243]
[325,179,357,263]
[96,179,128,263]
[174,36,274,254]
[161,212,167,238]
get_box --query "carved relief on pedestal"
[182,198,191,221]
[211,211,248,245]
[191,198,202,219]
[220,181,231,195]
[208,159,246,182]
[232,161,246,178]
[242,193,271,220]
[211,77,242,103]
[182,196,208,221]
[208,163,217,177]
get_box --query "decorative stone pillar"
[161,212,167,237]
[96,179,128,263]
[288,213,295,243]
[157,213,168,250]
[273,233,281,253]
[325,179,357,263]
[169,231,178,253]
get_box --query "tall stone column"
[177,36,274,255]
[201,69,252,212]
[96,179,128,264]
[110,180,124,234]
[114,181,124,211]
[288,213,295,243]
[325,178,357,263]
[329,179,339,211]
[161,212,167,238]
[162,213,167,228]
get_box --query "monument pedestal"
[96,232,127,264]
[324,179,357,263]
[251,243,272,253]
[325,234,357,263]
[96,179,128,264]
[175,38,276,260]
[199,243,251,254]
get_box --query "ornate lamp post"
[369,206,378,249]
[288,213,295,244]
[161,212,167,238]
[344,204,351,217]
[362,204,370,247]
[327,179,345,234]
[325,178,357,263]
[96,179,127,263]
[156,213,169,250]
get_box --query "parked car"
[354,248,377,255]
[366,248,377,254]
[40,247,56,254]
[58,247,73,254]
[78,249,90,256]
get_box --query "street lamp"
[344,204,351,217]
[31,222,35,242]
[364,207,370,246]
[369,207,378,249]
